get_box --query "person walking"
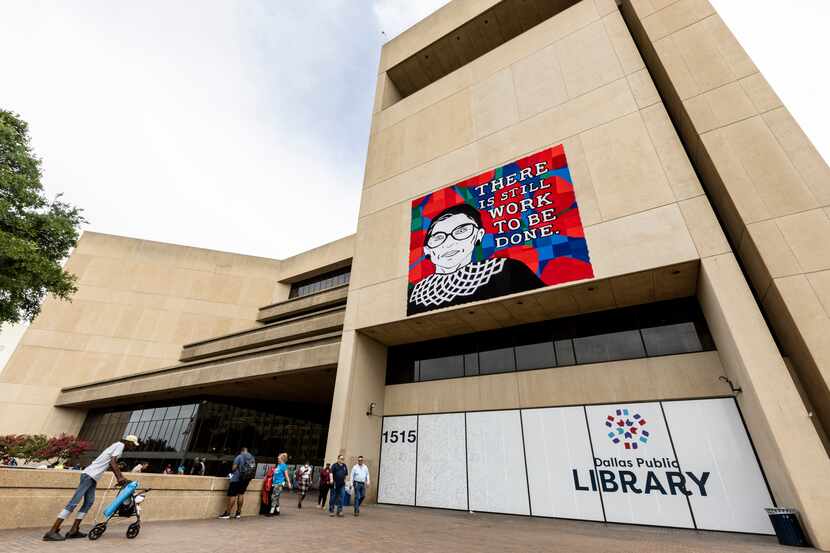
[42,435,139,541]
[296,461,312,509]
[328,454,348,517]
[191,457,206,476]
[163,464,173,475]
[318,463,332,510]
[350,456,370,516]
[218,447,256,520]
[267,453,292,516]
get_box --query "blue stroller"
[88,481,151,540]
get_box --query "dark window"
[554,339,576,366]
[464,352,479,376]
[289,266,351,299]
[419,354,464,381]
[386,297,715,384]
[573,330,645,364]
[478,331,516,375]
[641,322,703,357]
[515,326,556,371]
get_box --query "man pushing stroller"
[43,435,140,541]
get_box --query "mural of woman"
[407,203,544,315]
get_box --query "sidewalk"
[0,503,804,553]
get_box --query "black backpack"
[240,457,256,481]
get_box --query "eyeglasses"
[426,223,478,248]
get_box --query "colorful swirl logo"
[606,408,649,450]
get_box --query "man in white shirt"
[43,435,139,542]
[350,455,370,516]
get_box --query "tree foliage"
[0,109,85,325]
[37,433,94,464]
[0,433,92,464]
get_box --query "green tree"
[0,110,85,324]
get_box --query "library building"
[2,0,829,548]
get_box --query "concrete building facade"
[1,0,829,548]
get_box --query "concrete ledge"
[55,337,341,407]
[0,468,264,530]
[257,285,348,323]
[181,308,345,361]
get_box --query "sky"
[1,1,829,362]
[0,0,828,262]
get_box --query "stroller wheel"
[88,523,107,540]
[126,522,140,539]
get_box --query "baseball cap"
[124,435,140,446]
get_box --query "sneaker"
[354,511,359,517]
[337,512,344,517]
[65,530,87,539]
[329,512,335,517]
[234,512,242,519]
[218,512,231,519]
[42,531,65,542]
[297,502,302,509]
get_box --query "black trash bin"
[765,508,811,547]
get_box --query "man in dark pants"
[43,435,139,541]
[328,454,349,517]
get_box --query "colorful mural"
[407,145,593,315]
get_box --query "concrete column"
[325,330,387,501]
[698,253,830,548]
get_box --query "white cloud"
[0,0,827,266]
[0,0,375,259]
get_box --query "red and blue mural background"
[408,144,594,311]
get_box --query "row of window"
[78,399,330,465]
[288,267,351,299]
[387,298,715,384]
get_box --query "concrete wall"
[0,468,264,530]
[0,232,283,435]
[384,351,728,415]
[325,1,830,548]
[329,0,723,496]
[620,0,830,440]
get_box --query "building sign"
[407,145,593,315]
[378,398,775,535]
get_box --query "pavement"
[0,503,807,553]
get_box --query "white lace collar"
[409,258,506,308]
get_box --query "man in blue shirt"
[328,454,349,517]
[218,447,255,519]
[267,453,292,516]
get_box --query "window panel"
[419,355,464,381]
[464,352,479,376]
[641,322,703,357]
[573,330,645,365]
[554,339,576,366]
[515,341,556,371]
[179,404,197,419]
[479,347,516,374]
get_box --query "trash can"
[765,508,811,547]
